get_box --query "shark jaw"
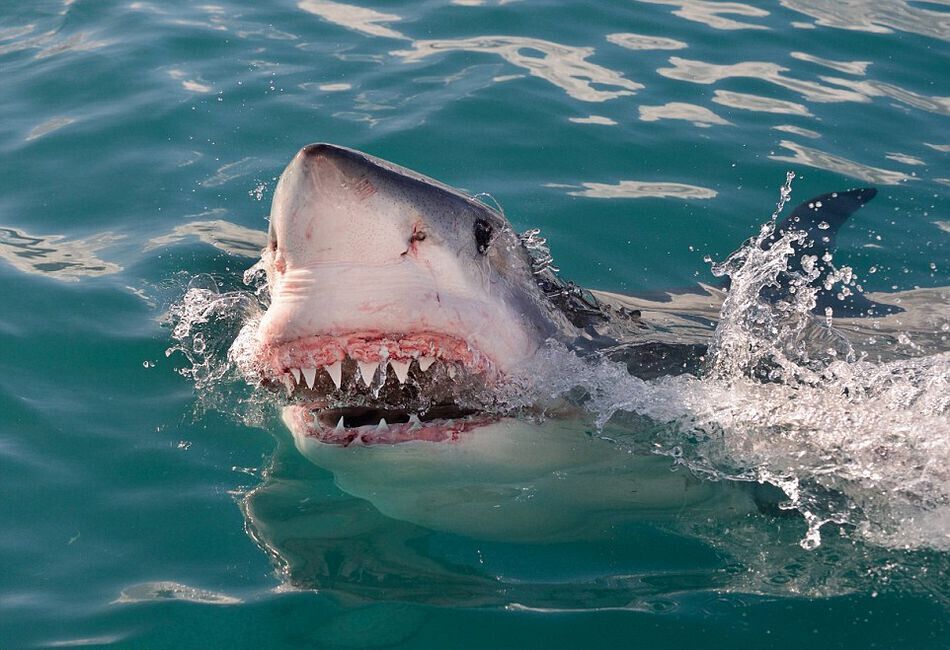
[263,329,506,445]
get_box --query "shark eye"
[474,218,493,254]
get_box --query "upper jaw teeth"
[388,359,411,384]
[357,360,378,386]
[278,356,453,396]
[325,360,342,390]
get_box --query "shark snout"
[269,144,415,268]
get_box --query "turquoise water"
[2,1,949,648]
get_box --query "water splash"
[166,175,949,552]
[163,272,270,424]
[685,176,948,550]
[520,174,950,551]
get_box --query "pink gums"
[259,331,494,376]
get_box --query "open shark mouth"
[283,404,499,446]
[258,331,502,445]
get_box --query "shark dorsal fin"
[762,187,901,317]
[774,187,877,254]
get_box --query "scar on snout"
[354,176,376,201]
[401,219,427,257]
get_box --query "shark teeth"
[279,347,480,397]
[290,364,345,392]
[389,359,411,384]
[357,360,379,386]
[325,360,343,390]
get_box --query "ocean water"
[1,1,949,648]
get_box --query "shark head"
[251,144,575,444]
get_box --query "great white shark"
[250,142,890,448]
[227,144,949,592]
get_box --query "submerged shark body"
[250,143,891,448]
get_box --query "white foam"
[519,176,950,551]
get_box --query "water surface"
[1,1,948,648]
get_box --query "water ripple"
[769,140,915,184]
[166,67,214,93]
[790,51,870,75]
[25,116,75,141]
[0,227,122,281]
[885,152,926,166]
[780,0,950,41]
[819,76,950,116]
[0,24,36,42]
[298,0,408,40]
[713,90,812,116]
[606,32,688,51]
[638,0,771,30]
[394,36,643,102]
[114,581,241,605]
[548,180,718,199]
[639,101,731,127]
[200,158,261,188]
[144,218,266,257]
[659,57,871,103]
[569,115,618,125]
[773,124,821,138]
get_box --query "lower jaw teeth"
[316,408,474,432]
